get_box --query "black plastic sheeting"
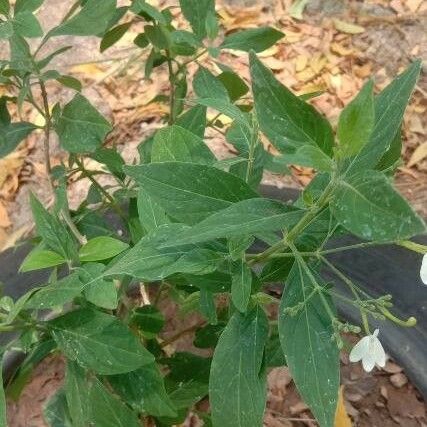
[0,185,426,398]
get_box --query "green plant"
[0,1,426,426]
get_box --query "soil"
[1,0,427,425]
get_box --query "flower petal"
[349,336,369,362]
[421,253,427,285]
[362,353,376,372]
[372,337,386,367]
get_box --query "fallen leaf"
[409,115,425,134]
[333,19,365,35]
[335,386,352,427]
[69,63,107,78]
[0,201,11,228]
[0,224,31,253]
[408,142,427,167]
[330,42,354,56]
[289,0,310,20]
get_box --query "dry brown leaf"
[0,224,31,253]
[310,54,327,74]
[333,19,365,35]
[295,54,308,72]
[330,42,354,56]
[408,115,425,134]
[0,151,26,196]
[69,63,107,78]
[408,142,427,167]
[335,386,352,427]
[0,201,11,228]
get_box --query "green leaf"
[221,27,284,52]
[87,377,140,427]
[176,105,207,138]
[179,0,214,39]
[283,145,334,172]
[30,193,77,261]
[78,236,129,262]
[162,198,303,246]
[14,0,43,14]
[228,235,254,260]
[64,362,89,427]
[337,80,374,158]
[49,0,117,37]
[55,94,112,153]
[193,66,229,102]
[194,323,224,348]
[210,305,268,427]
[170,30,199,56]
[44,389,73,427]
[0,106,37,158]
[226,115,264,187]
[25,273,83,309]
[49,308,154,374]
[138,188,171,233]
[105,229,225,281]
[20,248,66,272]
[90,147,125,179]
[109,363,177,417]
[0,354,6,427]
[250,52,333,156]
[80,263,118,309]
[196,97,248,125]
[129,305,165,339]
[137,188,170,233]
[279,262,339,427]
[100,22,131,52]
[56,75,82,92]
[376,131,402,172]
[124,162,257,224]
[347,60,422,173]
[331,170,426,241]
[12,11,43,37]
[0,0,9,15]
[205,7,218,40]
[265,325,286,368]
[218,71,249,102]
[231,260,252,312]
[260,257,293,283]
[151,125,215,164]
[130,0,165,24]
[145,24,171,50]
[0,20,13,39]
[199,288,217,324]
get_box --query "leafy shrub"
[0,1,425,426]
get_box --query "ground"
[1,0,427,425]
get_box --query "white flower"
[349,329,386,372]
[421,253,427,285]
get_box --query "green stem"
[75,158,127,221]
[320,256,370,334]
[397,240,427,254]
[166,50,176,125]
[249,180,335,265]
[289,242,336,323]
[39,80,87,246]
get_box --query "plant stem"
[249,180,335,265]
[166,50,175,125]
[39,80,87,246]
[39,80,53,186]
[320,241,388,255]
[75,158,127,221]
[320,256,370,334]
[289,242,336,323]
